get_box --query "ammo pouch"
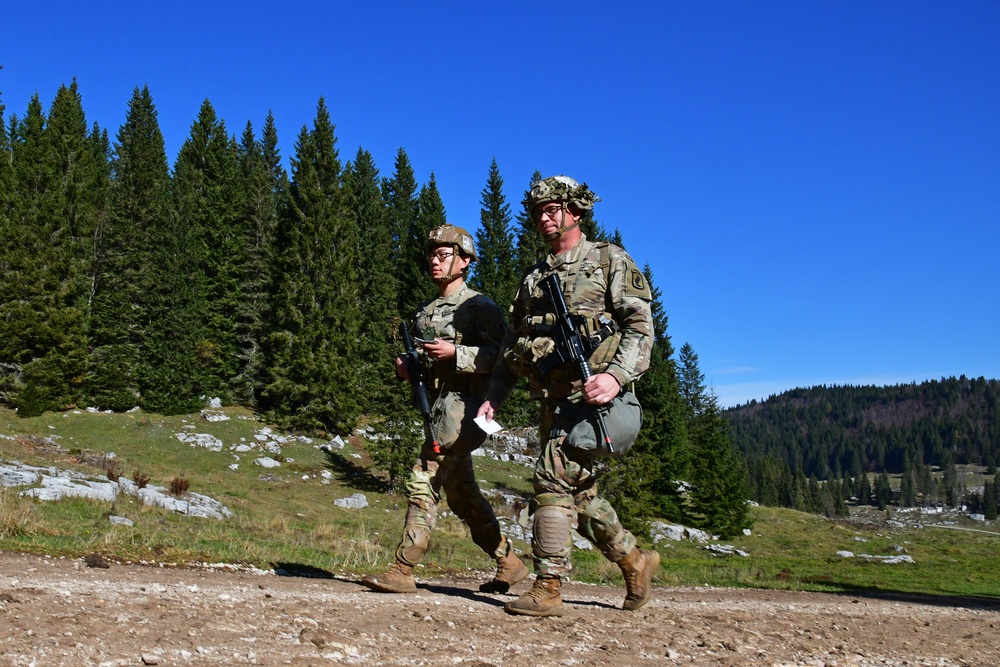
[564,390,642,457]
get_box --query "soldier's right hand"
[395,356,410,381]
[476,400,497,422]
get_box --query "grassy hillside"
[1,407,997,601]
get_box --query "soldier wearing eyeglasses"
[362,224,529,596]
[477,176,659,617]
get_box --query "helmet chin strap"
[541,202,581,242]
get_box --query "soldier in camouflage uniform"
[477,176,660,616]
[362,224,529,595]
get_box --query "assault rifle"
[399,322,440,459]
[538,273,614,453]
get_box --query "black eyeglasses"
[535,204,563,220]
[427,250,456,262]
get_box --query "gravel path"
[1,551,997,666]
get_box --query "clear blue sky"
[4,1,998,407]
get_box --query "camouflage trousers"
[395,391,507,566]
[529,398,636,578]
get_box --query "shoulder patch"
[625,267,652,300]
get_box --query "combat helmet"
[523,175,600,213]
[426,224,477,261]
[524,175,600,241]
[426,224,476,284]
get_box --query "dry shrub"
[105,459,124,482]
[168,477,190,497]
[132,469,151,489]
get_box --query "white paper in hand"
[474,415,503,435]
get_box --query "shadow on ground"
[272,562,336,579]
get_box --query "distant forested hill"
[723,377,1000,513]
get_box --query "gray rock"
[650,521,712,543]
[855,553,915,564]
[200,410,230,422]
[704,544,749,557]
[1,464,39,487]
[334,493,368,509]
[21,475,119,503]
[254,457,281,468]
[109,515,134,526]
[175,432,224,451]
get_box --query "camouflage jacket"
[487,235,653,402]
[410,284,507,399]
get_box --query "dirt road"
[0,552,996,666]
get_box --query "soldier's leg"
[507,401,589,615]
[526,402,581,578]
[570,452,659,611]
[396,457,441,566]
[439,452,530,594]
[439,452,504,557]
[505,418,578,616]
[570,458,635,563]
[361,457,440,593]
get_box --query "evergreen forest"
[727,377,1000,519]
[0,81,750,537]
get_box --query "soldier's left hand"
[422,338,456,360]
[583,373,620,405]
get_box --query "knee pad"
[397,524,430,566]
[532,505,572,558]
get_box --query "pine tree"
[382,148,420,318]
[142,109,208,413]
[678,342,751,537]
[900,456,916,507]
[2,84,105,415]
[981,480,998,520]
[344,147,398,413]
[263,98,360,433]
[874,471,893,509]
[469,158,517,308]
[856,471,873,505]
[351,148,422,485]
[678,343,706,420]
[171,99,245,402]
[0,81,16,405]
[231,114,286,405]
[86,86,170,411]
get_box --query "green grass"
[1,406,998,602]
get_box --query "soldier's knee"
[531,494,574,559]
[397,524,431,565]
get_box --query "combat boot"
[618,547,660,611]
[504,576,564,616]
[479,549,530,594]
[361,561,417,593]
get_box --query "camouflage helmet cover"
[426,224,477,262]
[523,175,600,212]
